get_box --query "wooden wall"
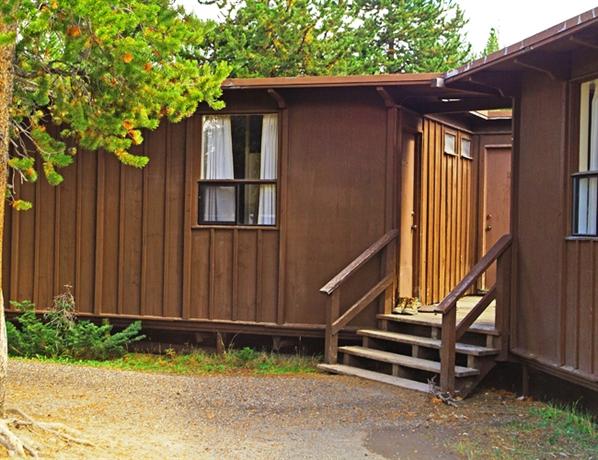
[510,63,598,387]
[418,118,476,305]
[2,87,390,332]
[4,121,202,320]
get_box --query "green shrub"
[7,287,145,360]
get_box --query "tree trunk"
[0,18,16,417]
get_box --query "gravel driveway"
[6,360,480,459]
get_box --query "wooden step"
[358,329,499,356]
[377,313,500,336]
[339,346,480,377]
[318,364,431,393]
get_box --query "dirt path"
[5,360,534,459]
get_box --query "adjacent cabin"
[9,8,598,398]
[438,8,598,394]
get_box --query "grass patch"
[452,402,598,459]
[530,403,597,450]
[12,347,320,377]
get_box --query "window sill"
[461,155,473,161]
[565,235,598,241]
[192,225,279,231]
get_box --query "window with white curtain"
[199,114,278,226]
[573,79,598,236]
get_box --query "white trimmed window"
[573,79,598,236]
[199,114,278,226]
[444,131,457,156]
[461,137,472,160]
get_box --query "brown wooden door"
[482,146,512,288]
[398,132,420,298]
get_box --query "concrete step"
[339,345,480,377]
[357,329,499,356]
[317,364,431,393]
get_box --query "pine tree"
[0,1,228,455]
[482,27,500,57]
[200,0,472,77]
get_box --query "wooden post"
[521,363,530,397]
[383,241,396,315]
[324,290,341,364]
[439,304,457,392]
[496,245,512,361]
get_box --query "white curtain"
[258,114,278,225]
[578,85,598,234]
[202,116,235,222]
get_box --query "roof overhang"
[222,73,440,89]
[220,73,512,114]
[444,7,598,85]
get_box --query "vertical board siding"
[163,122,186,318]
[101,149,121,314]
[15,179,35,302]
[77,151,97,313]
[142,124,167,317]
[418,119,475,305]
[5,115,280,324]
[283,89,387,325]
[564,240,598,375]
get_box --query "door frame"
[479,143,512,291]
[398,129,422,299]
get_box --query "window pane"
[575,176,598,235]
[258,184,276,225]
[230,115,263,180]
[444,132,456,155]
[203,114,278,182]
[199,184,236,223]
[201,116,235,180]
[461,138,472,159]
[240,184,260,225]
[237,184,276,225]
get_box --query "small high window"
[573,79,598,236]
[444,131,457,156]
[199,114,278,226]
[461,137,472,160]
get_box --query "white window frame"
[573,79,598,236]
[444,130,457,156]
[460,136,472,160]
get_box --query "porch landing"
[385,295,497,334]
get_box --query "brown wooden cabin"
[434,8,598,395]
[2,73,510,351]
[6,8,598,402]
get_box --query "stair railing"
[320,229,399,364]
[436,234,513,393]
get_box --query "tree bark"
[0,17,16,417]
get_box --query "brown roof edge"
[444,7,598,82]
[222,73,440,89]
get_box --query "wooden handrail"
[435,234,512,313]
[322,229,398,364]
[331,273,394,335]
[456,286,496,339]
[438,233,513,393]
[320,229,399,295]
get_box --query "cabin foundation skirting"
[4,310,359,338]
[511,348,598,392]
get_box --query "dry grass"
[11,347,320,376]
